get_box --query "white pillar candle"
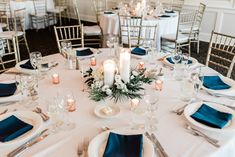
[120,50,130,83]
[103,60,115,86]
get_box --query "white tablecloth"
[99,14,178,52]
[9,0,54,30]
[0,49,235,157]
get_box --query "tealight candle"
[67,98,76,112]
[52,73,60,84]
[139,62,145,70]
[131,98,140,110]
[90,57,96,66]
[155,80,163,91]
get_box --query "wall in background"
[74,0,235,42]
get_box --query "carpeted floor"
[16,19,234,80]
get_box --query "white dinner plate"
[0,80,21,104]
[163,56,198,67]
[184,101,235,133]
[94,105,120,119]
[15,60,37,74]
[202,75,235,97]
[71,48,99,59]
[0,110,43,146]
[88,128,155,157]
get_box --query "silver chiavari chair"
[54,25,84,54]
[54,0,69,22]
[128,25,158,48]
[0,2,11,31]
[206,31,235,78]
[30,0,49,31]
[161,11,196,56]
[161,0,184,12]
[92,0,108,23]
[118,14,143,48]
[74,1,102,47]
[0,38,6,72]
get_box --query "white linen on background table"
[9,0,54,30]
[0,49,235,157]
[99,14,178,52]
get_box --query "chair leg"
[15,36,20,61]
[12,37,19,63]
[189,42,191,57]
[23,35,30,54]
[197,38,200,54]
[59,12,62,25]
[0,57,5,71]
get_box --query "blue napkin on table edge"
[191,104,233,129]
[0,82,17,97]
[166,57,192,64]
[19,60,35,70]
[131,47,147,56]
[158,15,171,18]
[104,11,114,14]
[202,75,231,90]
[165,10,175,13]
[103,132,143,157]
[76,48,93,56]
[0,115,33,142]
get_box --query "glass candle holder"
[66,98,76,112]
[155,80,163,91]
[90,57,96,66]
[52,73,60,84]
[130,98,140,110]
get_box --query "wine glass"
[106,35,118,57]
[191,67,204,101]
[30,51,42,70]
[171,50,182,64]
[181,53,189,65]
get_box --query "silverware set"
[186,124,220,148]
[7,129,49,157]
[172,104,188,116]
[33,107,50,122]
[77,138,89,157]
[145,132,169,157]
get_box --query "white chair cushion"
[0,31,24,39]
[47,8,64,13]
[83,25,102,35]
[0,23,7,28]
[161,33,189,43]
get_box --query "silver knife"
[7,129,48,157]
[151,133,169,157]
[7,133,49,157]
[145,132,164,157]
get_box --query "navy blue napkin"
[191,104,233,129]
[166,57,192,64]
[202,76,231,90]
[76,48,93,56]
[103,132,143,157]
[0,83,17,97]
[131,47,147,56]
[104,11,114,14]
[0,115,33,142]
[20,60,34,70]
[165,10,175,13]
[158,15,170,18]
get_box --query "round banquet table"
[0,49,235,157]
[99,13,178,52]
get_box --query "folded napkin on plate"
[0,115,33,142]
[76,48,93,56]
[191,104,233,129]
[131,47,147,56]
[103,132,143,157]
[158,15,171,18]
[20,60,35,70]
[166,57,192,64]
[202,76,231,90]
[165,10,175,13]
[104,11,114,14]
[0,83,17,97]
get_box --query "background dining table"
[99,13,178,52]
[0,49,235,157]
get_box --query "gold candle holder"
[155,80,163,91]
[138,62,145,70]
[67,98,76,112]
[90,57,96,66]
[130,98,140,110]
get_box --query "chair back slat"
[92,0,107,22]
[54,25,84,53]
[206,31,235,78]
[33,0,47,15]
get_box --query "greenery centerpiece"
[83,67,155,102]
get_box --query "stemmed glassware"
[191,67,204,101]
[30,51,42,79]
[144,89,159,133]
[171,50,182,64]
[106,35,118,57]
